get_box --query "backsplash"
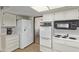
[54,27,79,35]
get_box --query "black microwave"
[54,20,79,30]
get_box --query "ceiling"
[1,6,65,16]
[1,6,78,17]
[2,6,42,16]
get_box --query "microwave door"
[57,23,69,28]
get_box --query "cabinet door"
[64,9,79,20]
[3,13,16,27]
[54,11,65,20]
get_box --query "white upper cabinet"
[54,11,65,20]
[54,9,79,21]
[3,13,16,27]
[64,9,79,20]
[43,14,54,21]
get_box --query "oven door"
[40,26,52,48]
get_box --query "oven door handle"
[41,37,51,40]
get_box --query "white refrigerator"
[17,19,33,49]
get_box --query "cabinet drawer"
[6,42,19,49]
[40,45,52,52]
[6,39,19,45]
[53,42,79,52]
[53,43,66,51]
[65,40,79,48]
[6,36,19,40]
[53,38,65,44]
[40,38,51,48]
[5,44,19,52]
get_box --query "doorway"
[34,16,43,44]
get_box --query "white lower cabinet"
[40,45,52,52]
[53,38,79,52]
[40,38,51,48]
[40,39,52,52]
[53,42,79,52]
[1,35,19,52]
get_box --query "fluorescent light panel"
[31,6,64,12]
[31,6,48,12]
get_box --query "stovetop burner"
[54,35,61,38]
[69,37,76,40]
